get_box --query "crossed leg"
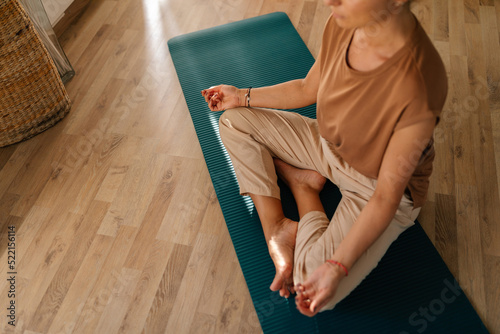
[250,158,327,297]
[218,106,418,313]
[218,107,334,298]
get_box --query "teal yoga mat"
[168,12,488,334]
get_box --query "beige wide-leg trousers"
[218,107,421,311]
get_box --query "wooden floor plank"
[117,239,174,333]
[215,262,249,334]
[142,243,192,334]
[456,184,487,319]
[164,233,219,333]
[27,200,109,332]
[70,224,139,334]
[449,0,468,56]
[46,234,115,334]
[93,267,142,334]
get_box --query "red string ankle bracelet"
[326,260,348,276]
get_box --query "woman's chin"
[333,17,350,29]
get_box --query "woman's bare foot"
[268,217,298,298]
[266,159,327,297]
[273,158,326,196]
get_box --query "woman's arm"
[296,117,436,316]
[201,60,320,111]
[333,117,436,270]
[245,60,321,109]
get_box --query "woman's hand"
[295,262,345,317]
[201,85,243,111]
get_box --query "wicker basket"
[0,0,71,147]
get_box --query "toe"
[270,272,283,292]
[282,287,289,298]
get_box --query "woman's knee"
[293,212,333,281]
[294,244,326,284]
[218,107,247,132]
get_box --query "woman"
[202,0,447,317]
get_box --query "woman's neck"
[356,8,416,53]
[346,8,417,72]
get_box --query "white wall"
[41,0,73,25]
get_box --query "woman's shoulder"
[405,20,448,110]
[407,20,447,80]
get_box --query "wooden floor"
[0,0,499,333]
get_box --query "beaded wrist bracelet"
[245,87,252,107]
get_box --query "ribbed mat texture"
[168,12,488,334]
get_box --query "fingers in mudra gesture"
[295,262,345,317]
[201,84,242,111]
